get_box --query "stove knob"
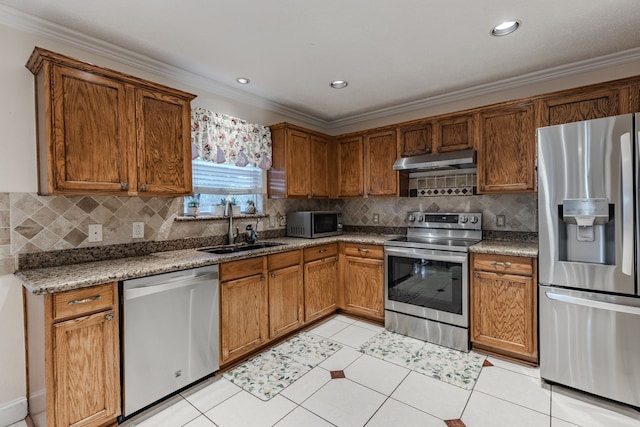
[417,215,424,222]
[460,216,468,223]
[408,214,416,222]
[470,216,479,224]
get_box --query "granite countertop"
[17,234,393,295]
[469,240,538,257]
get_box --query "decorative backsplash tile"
[0,190,537,275]
[409,172,476,197]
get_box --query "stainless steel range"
[384,212,482,352]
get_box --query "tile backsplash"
[0,191,537,275]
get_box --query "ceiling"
[2,0,640,128]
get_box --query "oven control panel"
[406,212,482,230]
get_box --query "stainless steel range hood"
[393,149,476,172]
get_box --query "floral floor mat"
[359,330,486,390]
[223,332,342,400]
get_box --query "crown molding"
[2,4,640,133]
[0,4,329,129]
[325,47,640,130]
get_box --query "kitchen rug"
[359,330,485,390]
[223,332,342,400]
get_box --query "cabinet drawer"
[220,257,264,282]
[268,250,301,270]
[52,283,116,321]
[304,244,338,262]
[343,243,383,260]
[473,254,533,276]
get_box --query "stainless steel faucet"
[224,200,239,244]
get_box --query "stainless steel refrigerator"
[538,113,640,407]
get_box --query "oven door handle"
[384,246,468,263]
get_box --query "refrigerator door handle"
[620,131,633,276]
[545,291,640,316]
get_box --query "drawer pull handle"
[318,249,327,253]
[358,248,370,253]
[68,295,101,306]
[490,261,512,267]
[105,314,114,321]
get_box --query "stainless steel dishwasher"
[121,265,219,418]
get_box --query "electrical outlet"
[372,213,380,224]
[88,224,103,242]
[496,215,506,227]
[132,222,144,238]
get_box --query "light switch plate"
[132,222,144,238]
[88,224,103,242]
[372,213,380,224]
[496,215,506,227]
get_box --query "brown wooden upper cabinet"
[337,134,365,197]
[398,114,473,157]
[477,102,536,194]
[364,129,397,196]
[399,121,432,157]
[535,86,622,128]
[26,47,195,196]
[629,84,640,113]
[434,114,474,153]
[268,123,331,198]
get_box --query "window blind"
[192,158,264,195]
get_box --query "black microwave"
[286,211,343,238]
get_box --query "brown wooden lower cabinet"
[470,253,538,363]
[303,244,339,322]
[220,257,269,365]
[25,283,121,427]
[340,243,384,321]
[268,251,304,339]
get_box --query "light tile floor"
[44,314,640,427]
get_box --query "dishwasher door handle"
[124,273,217,300]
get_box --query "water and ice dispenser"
[558,198,615,265]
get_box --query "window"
[185,157,265,216]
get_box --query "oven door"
[384,246,468,327]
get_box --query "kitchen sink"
[198,242,285,255]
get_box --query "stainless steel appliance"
[286,211,343,238]
[121,265,219,418]
[384,212,482,352]
[538,114,640,407]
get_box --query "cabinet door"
[536,87,620,127]
[220,273,268,364]
[471,270,536,360]
[343,256,384,320]
[285,129,312,197]
[477,103,535,193]
[52,309,120,427]
[135,88,192,195]
[50,65,130,194]
[365,129,397,197]
[303,256,338,322]
[629,84,640,113]
[337,135,364,197]
[434,114,474,153]
[310,135,330,198]
[269,264,304,339]
[399,121,432,157]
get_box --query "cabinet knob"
[318,249,327,253]
[121,182,129,191]
[105,314,114,321]
[437,146,442,152]
[270,272,276,278]
[140,184,148,192]
[426,148,431,153]
[474,272,480,278]
[261,275,266,281]
[359,191,363,196]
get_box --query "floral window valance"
[191,107,272,170]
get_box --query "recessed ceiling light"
[491,20,520,36]
[330,80,348,89]
[236,77,250,84]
